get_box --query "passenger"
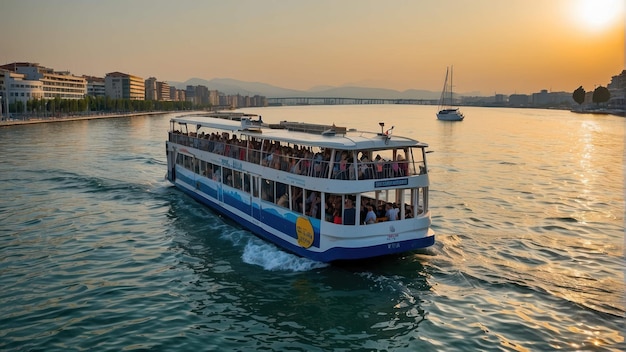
[385,202,399,221]
[374,154,384,178]
[333,209,342,224]
[363,206,376,224]
[288,155,301,174]
[405,205,414,218]
[343,198,356,225]
[335,151,349,179]
[377,204,386,218]
[277,193,289,208]
[358,156,373,179]
[305,191,317,206]
[325,195,336,222]
[313,152,323,177]
[308,196,321,219]
[392,156,400,176]
[291,187,303,212]
[397,154,408,176]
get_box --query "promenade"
[0,111,169,127]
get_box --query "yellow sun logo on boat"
[296,217,314,248]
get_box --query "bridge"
[267,97,437,106]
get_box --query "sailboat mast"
[450,65,453,106]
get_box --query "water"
[0,105,623,351]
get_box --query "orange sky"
[1,0,623,95]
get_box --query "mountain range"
[167,78,478,100]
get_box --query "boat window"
[176,153,194,171]
[291,186,304,214]
[251,176,259,197]
[211,164,221,182]
[342,194,357,225]
[199,160,206,177]
[233,170,243,190]
[324,193,343,224]
[303,190,321,219]
[275,181,289,208]
[203,162,214,179]
[261,179,274,203]
[194,157,200,174]
[223,167,233,187]
[242,173,250,193]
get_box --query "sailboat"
[436,66,465,121]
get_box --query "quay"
[0,111,170,127]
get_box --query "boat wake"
[241,238,328,272]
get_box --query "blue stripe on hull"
[174,181,433,263]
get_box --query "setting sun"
[572,0,624,31]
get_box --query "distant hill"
[167,77,444,100]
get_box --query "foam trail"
[241,239,328,272]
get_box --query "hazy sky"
[2,0,624,95]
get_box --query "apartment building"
[145,77,158,100]
[105,72,145,100]
[0,62,86,100]
[84,76,106,96]
[157,81,170,101]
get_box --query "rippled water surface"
[0,106,623,351]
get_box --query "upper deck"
[168,112,430,183]
[171,113,429,151]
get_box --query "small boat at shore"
[437,66,465,121]
[165,112,434,262]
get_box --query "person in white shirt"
[363,205,377,224]
[385,203,399,221]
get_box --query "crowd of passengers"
[171,130,414,180]
[300,191,418,225]
[262,182,419,225]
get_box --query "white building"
[1,69,44,107]
[0,62,86,100]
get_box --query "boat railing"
[169,131,426,180]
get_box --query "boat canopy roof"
[171,113,428,150]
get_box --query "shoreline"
[1,106,623,128]
[0,111,172,127]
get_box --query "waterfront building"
[0,62,86,100]
[1,69,44,108]
[509,94,530,107]
[196,85,209,105]
[157,81,170,101]
[0,69,7,117]
[84,76,105,96]
[178,90,186,101]
[169,86,178,101]
[209,90,219,106]
[185,85,196,104]
[105,71,145,100]
[531,90,574,107]
[168,87,187,102]
[145,77,158,100]
[607,70,625,111]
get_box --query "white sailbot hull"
[437,108,464,121]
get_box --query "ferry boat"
[165,112,434,262]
